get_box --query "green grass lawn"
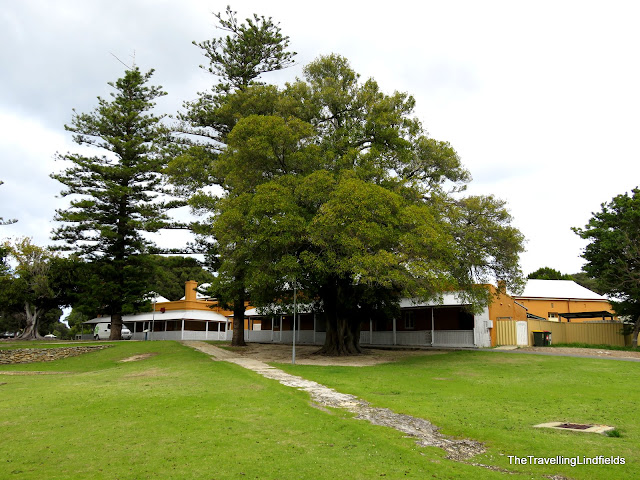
[278,350,640,480]
[1,341,532,480]
[1,342,636,479]
[549,342,640,352]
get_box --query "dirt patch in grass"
[123,367,167,378]
[227,343,447,366]
[118,353,158,363]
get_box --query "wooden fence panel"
[496,320,517,346]
[496,319,627,347]
[562,322,626,346]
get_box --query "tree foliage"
[194,5,295,92]
[147,255,215,301]
[63,308,91,339]
[569,272,602,294]
[51,68,179,339]
[574,187,640,346]
[227,56,524,354]
[169,7,297,347]
[0,239,64,339]
[172,42,525,354]
[527,267,573,280]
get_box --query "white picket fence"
[239,329,473,347]
[432,330,475,348]
[131,330,232,341]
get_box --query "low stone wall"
[0,345,111,365]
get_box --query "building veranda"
[83,281,547,348]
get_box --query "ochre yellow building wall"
[486,285,527,346]
[155,299,233,315]
[516,298,614,322]
[152,280,264,331]
[152,280,237,317]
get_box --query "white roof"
[84,309,228,324]
[243,294,469,317]
[516,279,608,301]
[400,292,469,308]
[245,304,315,316]
[146,293,170,304]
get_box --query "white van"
[93,322,133,340]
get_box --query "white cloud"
[1,0,640,277]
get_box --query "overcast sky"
[2,0,639,278]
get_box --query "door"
[516,321,528,346]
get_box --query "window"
[548,312,559,321]
[403,311,415,330]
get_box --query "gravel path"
[183,341,485,461]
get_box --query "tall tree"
[570,271,602,294]
[195,5,295,92]
[209,55,524,355]
[527,267,573,280]
[0,239,61,339]
[171,11,524,353]
[51,68,178,340]
[170,7,296,346]
[574,187,640,346]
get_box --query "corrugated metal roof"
[84,309,228,324]
[400,292,469,308]
[517,279,608,300]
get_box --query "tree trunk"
[317,280,362,355]
[231,294,246,347]
[17,302,43,340]
[319,313,362,355]
[109,312,123,340]
[632,315,640,348]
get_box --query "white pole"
[151,295,156,341]
[393,317,397,345]
[292,280,297,364]
[181,319,185,341]
[431,308,434,346]
[369,318,373,345]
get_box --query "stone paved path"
[182,341,485,461]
